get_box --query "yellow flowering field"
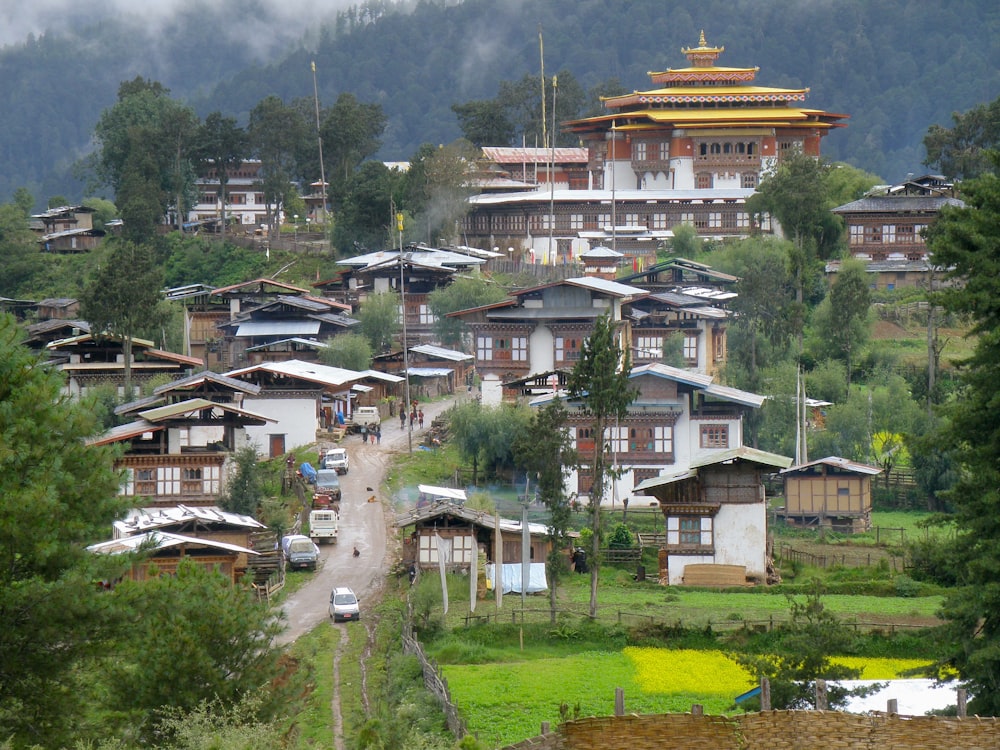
[445,648,938,747]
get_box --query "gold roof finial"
[682,31,723,66]
[699,29,707,48]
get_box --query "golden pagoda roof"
[604,85,810,109]
[564,107,849,133]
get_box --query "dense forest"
[1,0,998,205]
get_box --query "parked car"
[281,534,321,570]
[322,447,349,474]
[314,468,342,502]
[329,586,360,622]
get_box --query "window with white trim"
[419,304,436,324]
[700,423,729,449]
[511,336,527,361]
[683,335,698,362]
[652,213,669,230]
[628,425,673,456]
[708,212,722,229]
[883,225,896,243]
[849,225,864,245]
[678,212,695,226]
[569,214,583,230]
[666,516,713,546]
[635,335,664,360]
[477,335,492,361]
[633,142,647,161]
[659,142,670,161]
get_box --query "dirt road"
[275,393,463,644]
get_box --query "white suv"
[322,447,349,475]
[329,587,360,622]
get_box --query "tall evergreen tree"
[925,160,1000,714]
[197,112,248,240]
[0,314,128,747]
[567,313,637,618]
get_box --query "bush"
[607,523,633,549]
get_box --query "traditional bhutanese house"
[225,359,403,456]
[88,531,258,584]
[830,175,964,291]
[88,398,273,508]
[36,297,81,320]
[32,205,105,252]
[618,257,739,296]
[779,456,881,533]
[114,371,262,421]
[395,501,551,593]
[462,32,848,265]
[542,362,769,511]
[627,289,730,376]
[320,244,491,344]
[22,318,90,351]
[45,332,203,398]
[215,294,356,369]
[406,344,476,397]
[175,279,321,369]
[449,275,642,406]
[479,146,590,190]
[635,446,792,586]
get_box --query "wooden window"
[511,336,527,362]
[635,335,663,360]
[849,225,864,245]
[700,424,729,449]
[683,335,698,362]
[667,516,712,547]
[633,142,647,161]
[652,213,669,230]
[659,142,670,161]
[696,173,713,189]
[419,304,435,324]
[679,518,702,545]
[741,173,757,188]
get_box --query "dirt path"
[274,393,466,743]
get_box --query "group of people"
[399,407,424,430]
[359,424,381,444]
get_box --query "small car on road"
[329,586,360,622]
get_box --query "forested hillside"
[2,0,997,205]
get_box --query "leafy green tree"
[117,126,167,244]
[82,196,119,231]
[667,223,700,258]
[747,154,845,323]
[0,203,43,296]
[513,400,576,618]
[427,275,508,348]
[221,445,264,516]
[12,187,35,216]
[448,400,493,486]
[450,401,532,484]
[825,258,872,387]
[567,313,637,618]
[248,95,310,238]
[319,331,373,371]
[357,290,401,353]
[452,99,515,147]
[79,240,165,399]
[104,560,291,741]
[321,92,387,200]
[0,314,129,747]
[924,96,1000,180]
[197,111,248,239]
[924,163,1000,713]
[403,139,478,245]
[733,584,872,710]
[333,160,399,252]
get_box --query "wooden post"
[958,688,967,718]
[691,704,703,715]
[816,679,828,710]
[761,677,771,711]
[614,687,625,716]
[887,698,898,714]
[541,722,550,734]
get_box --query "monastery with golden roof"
[463,33,848,265]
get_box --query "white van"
[352,406,381,428]
[329,586,360,622]
[322,447,349,474]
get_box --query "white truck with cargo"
[309,507,339,544]
[349,406,381,433]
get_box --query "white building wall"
[665,502,766,585]
[241,396,317,452]
[671,157,695,190]
[529,325,555,374]
[480,373,503,406]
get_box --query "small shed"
[779,456,881,532]
[395,500,550,572]
[88,531,258,584]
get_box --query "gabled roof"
[336,244,486,271]
[137,397,274,424]
[88,531,258,556]
[226,359,366,388]
[244,337,331,352]
[629,362,765,408]
[113,505,266,536]
[689,445,792,469]
[780,456,882,476]
[87,419,163,446]
[211,278,311,296]
[152,370,262,397]
[481,146,588,165]
[832,195,964,214]
[394,499,549,536]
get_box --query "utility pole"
[311,61,327,228]
[397,208,413,453]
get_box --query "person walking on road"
[400,410,406,429]
[418,409,425,429]
[375,426,382,444]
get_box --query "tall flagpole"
[311,61,327,226]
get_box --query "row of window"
[198,193,266,206]
[848,224,928,245]
[574,423,729,454]
[478,332,722,368]
[466,210,761,234]
[124,465,222,497]
[630,141,761,161]
[695,173,758,189]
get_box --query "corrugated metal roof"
[410,344,474,362]
[689,446,792,469]
[406,367,454,377]
[832,196,964,214]
[235,321,321,337]
[139,398,215,421]
[245,337,330,352]
[562,276,642,298]
[153,370,262,395]
[481,146,588,164]
[703,383,765,407]
[394,499,549,536]
[780,456,882,476]
[88,531,259,556]
[227,359,362,387]
[114,505,266,536]
[88,419,162,446]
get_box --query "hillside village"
[1,20,999,750]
